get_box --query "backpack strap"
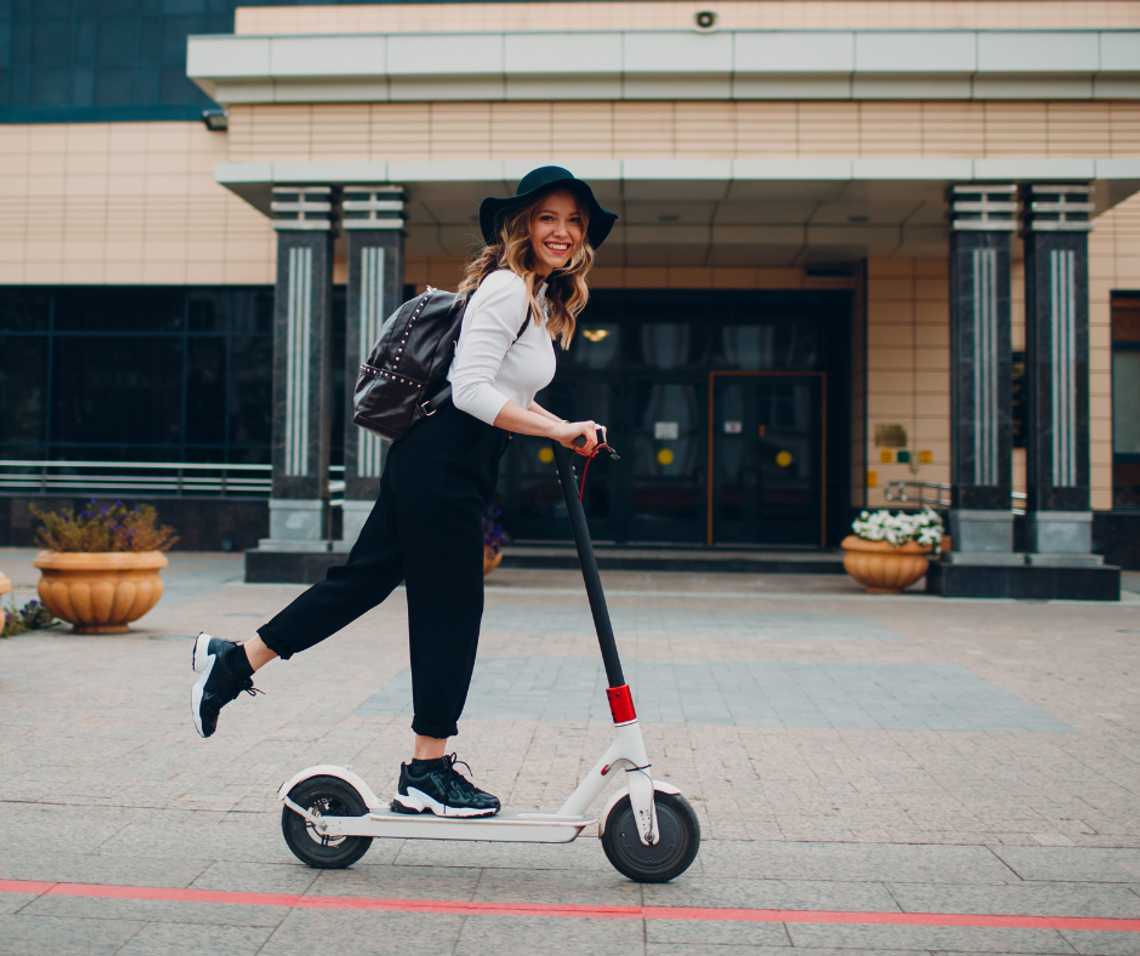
[419,304,533,419]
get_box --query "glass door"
[620,378,706,543]
[709,372,825,547]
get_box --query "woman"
[191,166,617,818]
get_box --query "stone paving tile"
[17,893,287,928]
[787,922,1079,953]
[887,881,1140,917]
[693,840,1019,884]
[479,605,906,641]
[114,921,275,956]
[454,913,645,956]
[189,860,322,895]
[1060,931,1140,956]
[4,561,1140,954]
[647,948,797,956]
[0,848,212,889]
[0,893,40,917]
[0,913,146,956]
[309,863,482,901]
[257,909,467,956]
[648,917,789,945]
[471,866,643,906]
[390,838,615,872]
[643,877,899,913]
[356,658,1073,731]
[992,847,1140,883]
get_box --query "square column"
[259,186,336,552]
[943,185,1023,567]
[1022,184,1102,568]
[337,186,406,550]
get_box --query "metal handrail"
[883,480,1028,515]
[0,459,348,499]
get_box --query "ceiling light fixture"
[201,109,228,132]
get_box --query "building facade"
[1,1,1139,593]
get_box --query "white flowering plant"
[851,508,944,549]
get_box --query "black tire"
[601,790,701,883]
[281,775,373,869]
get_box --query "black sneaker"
[391,754,501,818]
[191,632,261,738]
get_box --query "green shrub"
[31,500,178,553]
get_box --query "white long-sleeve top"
[448,269,557,426]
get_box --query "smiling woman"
[192,167,624,820]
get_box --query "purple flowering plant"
[31,499,179,553]
[482,504,509,557]
[2,598,58,638]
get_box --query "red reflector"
[606,685,637,723]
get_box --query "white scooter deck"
[313,805,593,844]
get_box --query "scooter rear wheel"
[601,791,700,883]
[281,775,373,869]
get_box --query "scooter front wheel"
[601,791,700,883]
[281,775,373,869]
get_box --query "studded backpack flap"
[353,287,530,442]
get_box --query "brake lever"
[571,430,620,460]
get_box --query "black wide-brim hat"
[479,166,618,250]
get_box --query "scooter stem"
[551,440,625,689]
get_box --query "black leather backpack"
[353,286,529,442]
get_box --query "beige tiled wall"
[227,101,1140,162]
[1090,190,1140,510]
[862,257,952,509]
[235,1,1140,35]
[0,122,275,285]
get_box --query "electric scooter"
[277,436,701,883]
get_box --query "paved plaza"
[1,547,1140,955]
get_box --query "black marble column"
[338,186,406,549]
[262,186,336,550]
[943,184,1021,562]
[1022,183,1101,564]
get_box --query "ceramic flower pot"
[840,535,932,594]
[483,546,503,576]
[33,551,168,634]
[0,572,10,599]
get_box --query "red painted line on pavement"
[0,879,1137,932]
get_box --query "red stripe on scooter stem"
[1,881,1139,932]
[606,684,637,723]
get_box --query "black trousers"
[258,401,509,739]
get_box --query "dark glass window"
[54,287,184,332]
[0,285,274,464]
[0,337,49,451]
[52,336,183,448]
[0,289,50,331]
[1,1,395,123]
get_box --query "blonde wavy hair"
[458,188,595,348]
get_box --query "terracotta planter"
[33,551,168,634]
[483,546,503,576]
[840,536,932,594]
[0,572,10,599]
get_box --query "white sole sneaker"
[191,632,217,738]
[391,787,498,818]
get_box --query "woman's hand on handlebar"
[552,420,599,455]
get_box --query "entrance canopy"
[216,158,1140,267]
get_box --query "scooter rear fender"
[277,765,386,812]
[597,780,681,837]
